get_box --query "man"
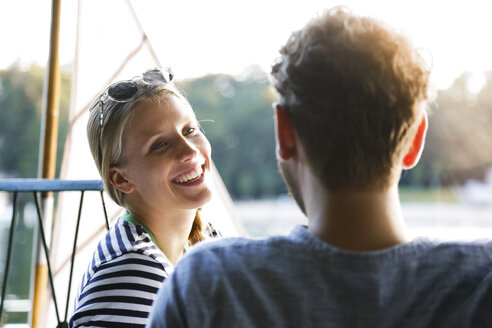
[148,7,492,327]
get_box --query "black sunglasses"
[98,67,174,127]
[95,67,174,168]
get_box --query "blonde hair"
[271,7,430,190]
[87,77,205,243]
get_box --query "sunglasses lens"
[142,68,174,84]
[107,81,139,101]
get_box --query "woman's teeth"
[173,166,203,184]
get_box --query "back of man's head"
[271,7,430,191]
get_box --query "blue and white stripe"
[69,218,172,328]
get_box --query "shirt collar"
[122,211,191,262]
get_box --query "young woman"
[69,68,218,327]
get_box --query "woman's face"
[115,94,212,213]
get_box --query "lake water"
[234,198,492,241]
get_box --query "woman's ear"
[109,166,135,194]
[274,104,297,161]
[402,112,428,169]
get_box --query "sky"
[1,0,492,90]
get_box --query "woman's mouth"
[172,165,205,185]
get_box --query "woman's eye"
[150,141,165,153]
[185,127,196,136]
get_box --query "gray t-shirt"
[148,225,492,328]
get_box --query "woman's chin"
[182,184,213,210]
[196,187,213,208]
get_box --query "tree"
[0,64,70,178]
[404,71,492,186]
[180,66,287,199]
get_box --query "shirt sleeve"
[70,252,166,328]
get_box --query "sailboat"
[3,0,243,327]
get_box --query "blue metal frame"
[0,179,103,192]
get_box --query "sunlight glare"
[466,72,486,94]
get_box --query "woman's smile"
[172,163,205,185]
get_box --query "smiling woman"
[117,95,212,216]
[69,67,219,328]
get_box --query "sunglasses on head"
[97,67,174,127]
[95,67,174,169]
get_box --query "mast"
[32,0,62,326]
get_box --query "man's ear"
[274,104,297,160]
[109,166,135,194]
[402,112,428,169]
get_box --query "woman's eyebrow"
[141,131,166,151]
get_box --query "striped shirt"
[69,213,179,328]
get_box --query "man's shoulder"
[188,234,289,256]
[416,239,492,278]
[419,239,492,263]
[181,232,492,269]
[179,233,296,270]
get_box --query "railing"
[0,179,109,328]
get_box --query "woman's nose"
[176,138,199,163]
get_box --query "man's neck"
[305,179,409,252]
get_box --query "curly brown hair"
[271,7,430,191]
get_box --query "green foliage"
[403,71,492,187]
[0,65,42,177]
[1,195,35,299]
[0,64,70,178]
[2,64,492,197]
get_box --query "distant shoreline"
[234,199,492,240]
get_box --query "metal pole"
[31,0,62,326]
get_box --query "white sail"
[45,1,243,326]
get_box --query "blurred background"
[1,0,492,326]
